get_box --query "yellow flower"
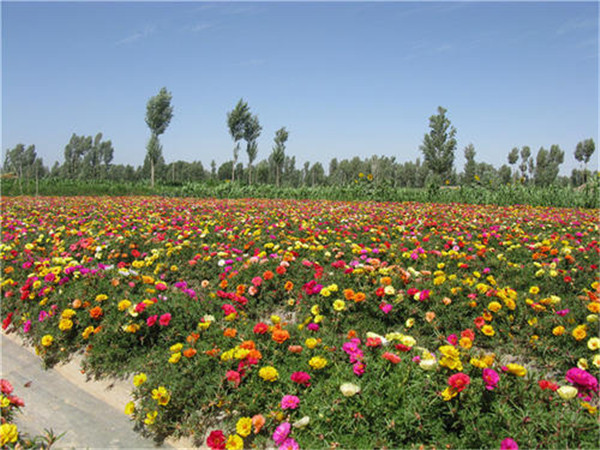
[441,387,458,401]
[470,358,487,369]
[305,338,318,349]
[505,363,527,377]
[310,305,320,315]
[41,334,53,347]
[58,318,73,331]
[258,366,279,382]
[226,434,244,450]
[459,337,472,349]
[572,325,587,341]
[0,423,18,445]
[236,417,252,438]
[529,286,540,295]
[0,396,10,408]
[151,386,170,406]
[481,325,495,337]
[314,314,324,324]
[133,373,147,387]
[553,325,565,336]
[333,299,346,312]
[82,326,95,339]
[124,401,135,415]
[320,288,331,297]
[169,352,182,364]
[581,401,598,415]
[118,299,132,311]
[405,318,415,328]
[578,358,589,370]
[487,301,502,313]
[593,354,600,368]
[170,343,183,353]
[61,308,76,319]
[309,356,328,370]
[234,348,250,360]
[95,294,108,302]
[144,410,158,425]
[270,315,281,324]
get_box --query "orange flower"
[272,328,290,344]
[380,276,392,286]
[425,311,436,323]
[72,299,82,309]
[247,349,262,360]
[353,292,366,303]
[223,328,237,338]
[588,302,600,313]
[252,414,266,434]
[239,340,256,350]
[220,279,228,289]
[343,289,355,301]
[89,306,103,319]
[288,345,303,353]
[263,271,274,281]
[186,332,200,344]
[205,348,220,357]
[183,348,197,358]
[284,281,294,291]
[347,329,357,339]
[236,284,247,295]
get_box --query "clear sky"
[2,1,598,175]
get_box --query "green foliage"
[420,106,457,182]
[145,88,174,137]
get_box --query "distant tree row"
[2,88,596,190]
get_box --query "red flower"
[253,322,268,334]
[366,337,382,348]
[206,430,226,450]
[448,373,471,392]
[159,313,171,326]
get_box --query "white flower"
[419,359,437,371]
[340,383,361,397]
[293,416,310,429]
[557,385,578,400]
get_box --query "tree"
[145,87,173,187]
[534,145,564,186]
[462,143,477,185]
[244,114,262,185]
[420,106,457,183]
[574,139,596,185]
[227,99,251,183]
[271,127,289,187]
[144,134,165,185]
[508,147,519,183]
[519,146,531,183]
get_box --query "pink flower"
[155,282,167,291]
[280,395,300,410]
[446,334,458,346]
[23,320,31,333]
[252,276,263,287]
[483,368,499,391]
[279,438,299,450]
[353,362,365,376]
[38,310,49,322]
[419,289,430,301]
[146,315,158,327]
[134,302,147,313]
[379,302,393,314]
[307,323,319,332]
[555,309,570,316]
[272,422,291,445]
[206,430,226,450]
[500,438,519,450]
[159,313,171,326]
[226,370,241,387]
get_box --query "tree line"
[3,88,596,190]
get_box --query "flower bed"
[1,196,598,448]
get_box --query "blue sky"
[2,1,598,175]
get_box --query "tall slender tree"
[227,99,251,183]
[145,87,173,187]
[271,127,289,187]
[244,114,262,185]
[574,138,596,184]
[419,106,457,184]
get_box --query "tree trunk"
[248,165,252,185]
[276,167,280,187]
[151,159,155,188]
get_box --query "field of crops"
[1,196,599,449]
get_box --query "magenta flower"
[565,367,598,398]
[272,422,291,445]
[446,334,458,346]
[483,368,499,391]
[280,395,300,410]
[159,313,172,326]
[23,319,31,333]
[500,438,519,449]
[379,302,393,314]
[307,323,319,332]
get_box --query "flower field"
[1,196,599,449]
